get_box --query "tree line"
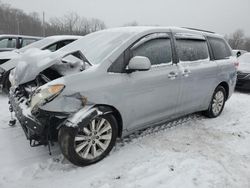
[0,1,106,37]
[226,30,250,52]
[0,1,249,52]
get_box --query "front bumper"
[9,88,69,144]
[9,89,44,140]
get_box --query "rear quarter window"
[208,37,232,60]
[176,39,209,62]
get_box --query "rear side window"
[176,39,209,62]
[208,37,232,60]
[131,38,172,65]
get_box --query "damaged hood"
[12,48,65,85]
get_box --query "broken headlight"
[30,84,65,111]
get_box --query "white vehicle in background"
[0,35,82,93]
[0,34,42,52]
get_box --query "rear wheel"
[204,86,226,118]
[58,114,118,166]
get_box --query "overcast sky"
[4,0,250,36]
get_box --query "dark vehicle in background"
[0,35,42,52]
[0,35,82,93]
[236,53,250,90]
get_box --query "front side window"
[0,38,17,48]
[131,38,172,66]
[208,37,232,60]
[176,39,209,62]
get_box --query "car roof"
[42,35,82,40]
[0,34,43,39]
[103,26,223,38]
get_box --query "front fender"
[63,105,113,129]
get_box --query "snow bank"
[0,92,250,188]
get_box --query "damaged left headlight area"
[8,84,85,150]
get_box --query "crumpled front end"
[8,85,88,146]
[7,46,95,147]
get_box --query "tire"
[203,86,226,118]
[58,113,118,166]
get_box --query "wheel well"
[96,105,123,138]
[218,82,229,100]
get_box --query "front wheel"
[203,86,226,118]
[58,114,118,166]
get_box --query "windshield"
[239,53,250,63]
[57,29,137,65]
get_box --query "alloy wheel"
[74,117,112,160]
[212,90,224,116]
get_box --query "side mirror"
[127,56,151,72]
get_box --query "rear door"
[174,33,219,114]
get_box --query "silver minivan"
[8,27,237,166]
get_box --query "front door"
[124,33,181,131]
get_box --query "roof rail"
[182,27,215,34]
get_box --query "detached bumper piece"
[9,88,46,146]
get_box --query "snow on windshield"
[238,53,250,63]
[57,29,137,65]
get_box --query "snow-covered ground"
[0,92,250,188]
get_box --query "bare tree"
[0,1,106,36]
[244,38,250,52]
[228,29,245,49]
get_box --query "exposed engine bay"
[11,50,89,98]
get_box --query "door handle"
[182,69,191,77]
[168,72,178,80]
